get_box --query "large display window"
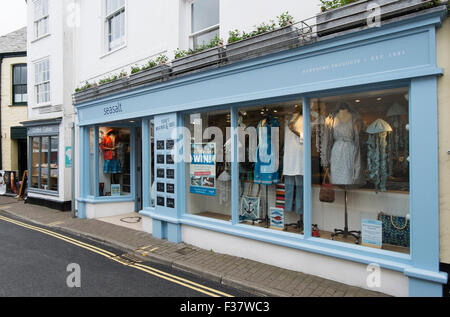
[311,87,410,254]
[237,102,305,234]
[185,109,231,220]
[30,135,59,192]
[97,126,131,197]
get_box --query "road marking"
[0,214,233,297]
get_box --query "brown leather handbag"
[319,168,335,203]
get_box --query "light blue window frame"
[78,123,137,205]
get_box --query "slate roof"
[0,27,27,55]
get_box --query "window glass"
[238,102,304,234]
[13,64,27,104]
[185,109,231,221]
[98,127,131,197]
[31,137,40,189]
[191,0,219,33]
[106,0,125,51]
[34,59,50,104]
[90,128,95,196]
[49,136,58,191]
[34,0,49,38]
[40,137,49,190]
[311,87,410,254]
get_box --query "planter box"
[171,46,225,76]
[225,25,300,63]
[73,86,99,104]
[128,64,171,88]
[316,0,429,37]
[96,76,129,96]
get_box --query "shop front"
[75,8,448,296]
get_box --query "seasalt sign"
[103,102,123,116]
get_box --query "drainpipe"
[71,121,76,218]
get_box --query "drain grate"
[176,247,195,256]
[113,253,143,265]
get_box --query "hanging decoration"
[366,119,393,193]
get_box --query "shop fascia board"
[74,7,446,124]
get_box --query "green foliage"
[75,81,92,93]
[227,11,296,44]
[173,34,224,59]
[277,11,295,28]
[319,0,360,12]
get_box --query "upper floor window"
[12,64,27,105]
[106,0,126,51]
[34,58,50,104]
[191,0,220,49]
[34,0,49,39]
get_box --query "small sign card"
[361,219,382,249]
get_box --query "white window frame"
[33,0,50,40]
[105,0,126,52]
[189,0,220,49]
[34,58,51,105]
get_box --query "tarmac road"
[0,214,250,297]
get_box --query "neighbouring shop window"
[34,58,50,104]
[34,0,49,39]
[98,127,131,197]
[30,135,59,192]
[311,87,410,254]
[12,64,27,105]
[185,109,231,221]
[238,102,305,233]
[191,0,220,49]
[106,0,126,51]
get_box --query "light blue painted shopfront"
[75,7,448,296]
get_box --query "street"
[0,214,249,297]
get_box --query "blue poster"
[190,143,216,196]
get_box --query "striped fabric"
[275,183,285,210]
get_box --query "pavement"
[0,196,388,297]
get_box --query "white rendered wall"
[181,225,409,297]
[74,0,322,86]
[85,201,135,219]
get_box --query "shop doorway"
[17,139,28,180]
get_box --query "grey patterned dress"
[321,109,364,186]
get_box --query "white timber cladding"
[74,0,321,87]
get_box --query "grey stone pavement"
[0,196,388,297]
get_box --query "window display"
[185,110,231,221]
[238,102,304,233]
[311,87,410,254]
[30,135,59,192]
[98,127,131,196]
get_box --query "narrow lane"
[0,214,249,297]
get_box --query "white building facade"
[24,0,75,210]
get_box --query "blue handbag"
[378,212,410,248]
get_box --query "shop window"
[238,102,305,233]
[185,109,231,221]
[105,0,126,51]
[98,127,131,197]
[191,0,220,49]
[12,64,27,105]
[311,87,410,254]
[29,135,59,192]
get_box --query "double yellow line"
[0,214,233,297]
